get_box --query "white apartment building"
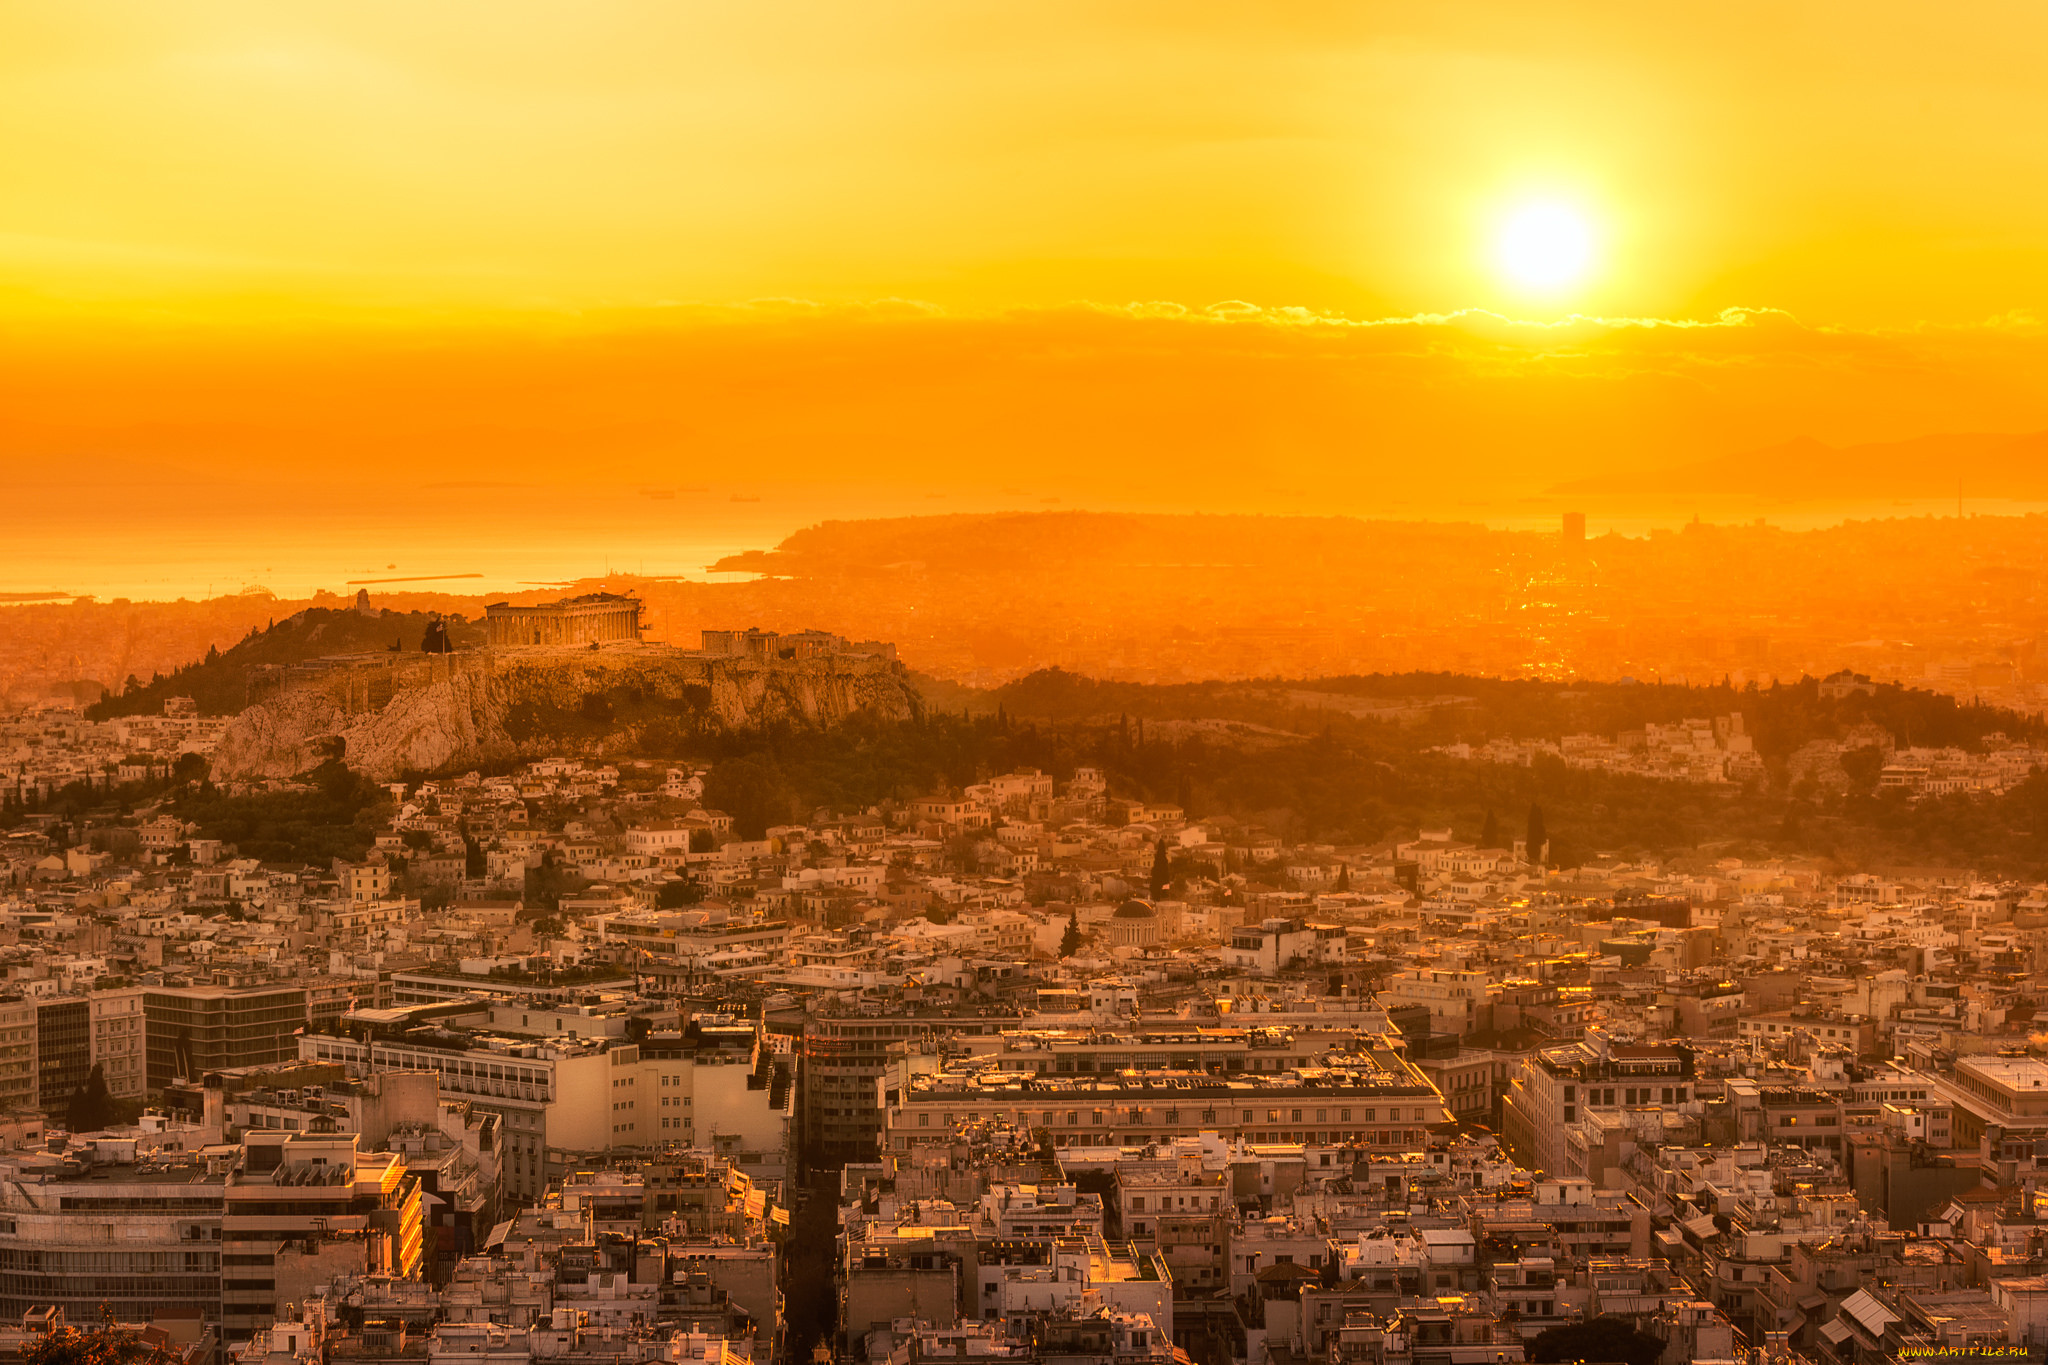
[88,986,147,1100]
[302,1009,790,1202]
[1380,968,1494,1039]
[302,1020,612,1202]
[1225,919,1346,975]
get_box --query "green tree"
[25,1309,178,1365]
[1841,744,1886,794]
[67,1063,116,1133]
[702,754,799,840]
[656,875,703,908]
[173,758,393,864]
[1149,836,1171,898]
[525,854,580,910]
[1526,803,1548,865]
[1528,1316,1664,1365]
[1479,809,1500,848]
[1059,909,1083,957]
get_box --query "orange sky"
[6,3,2048,547]
[10,306,2048,514]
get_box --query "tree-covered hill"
[685,706,2048,875]
[86,606,485,719]
[950,668,2044,769]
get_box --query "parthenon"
[484,593,643,647]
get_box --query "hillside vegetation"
[88,607,485,719]
[695,675,2048,875]
[951,668,2045,770]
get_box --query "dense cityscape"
[0,593,2046,1365]
[12,6,2048,1365]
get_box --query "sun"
[1496,201,1596,293]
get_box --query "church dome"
[1113,898,1157,919]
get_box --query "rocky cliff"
[211,647,922,780]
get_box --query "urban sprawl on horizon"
[3,596,2048,1365]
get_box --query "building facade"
[0,1154,226,1326]
[89,987,147,1101]
[484,595,643,648]
[144,986,310,1091]
[799,1008,1022,1165]
[880,1029,1448,1156]
[33,997,88,1116]
[0,999,36,1114]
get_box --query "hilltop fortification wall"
[214,645,919,780]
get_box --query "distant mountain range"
[1551,430,2048,502]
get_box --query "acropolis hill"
[212,595,916,780]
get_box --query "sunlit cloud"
[4,302,2044,522]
